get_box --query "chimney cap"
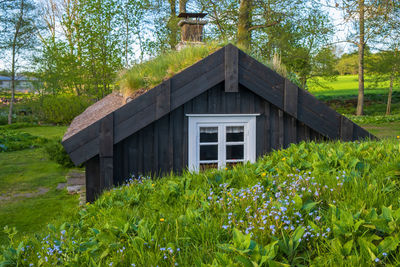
[177,12,207,18]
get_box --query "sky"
[0,0,357,72]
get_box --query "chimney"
[176,12,207,51]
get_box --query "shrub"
[0,130,47,152]
[44,138,75,168]
[31,95,93,125]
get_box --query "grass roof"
[117,42,296,98]
[118,42,226,97]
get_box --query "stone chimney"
[176,12,207,51]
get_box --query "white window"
[187,114,258,171]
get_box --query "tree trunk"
[179,0,188,13]
[237,0,252,50]
[386,73,393,115]
[356,0,365,116]
[8,0,24,125]
[8,50,16,125]
[167,0,178,50]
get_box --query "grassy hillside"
[1,139,400,266]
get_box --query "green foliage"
[2,139,400,265]
[119,42,226,96]
[0,130,47,152]
[30,95,92,124]
[43,139,75,168]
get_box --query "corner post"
[99,113,114,191]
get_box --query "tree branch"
[248,20,280,31]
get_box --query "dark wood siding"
[113,82,324,185]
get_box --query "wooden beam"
[284,79,298,118]
[99,113,114,189]
[340,115,354,141]
[85,156,100,203]
[156,80,171,120]
[225,44,239,92]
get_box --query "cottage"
[62,13,374,202]
[62,43,374,202]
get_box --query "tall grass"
[118,42,297,97]
[119,42,226,97]
[2,139,400,266]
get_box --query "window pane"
[200,145,218,161]
[226,126,244,142]
[226,145,244,160]
[200,163,218,171]
[200,127,218,142]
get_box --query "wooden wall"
[113,82,324,185]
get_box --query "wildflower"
[261,172,267,177]
[160,218,165,222]
[109,262,113,266]
[382,252,388,257]
[152,184,155,187]
[224,167,228,170]
[282,157,286,161]
[397,136,399,139]
[374,258,380,263]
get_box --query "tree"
[367,50,399,115]
[0,0,38,124]
[336,0,397,115]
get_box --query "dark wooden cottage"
[62,44,374,202]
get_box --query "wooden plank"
[114,86,158,125]
[172,106,184,173]
[297,122,306,142]
[239,66,284,110]
[69,137,99,166]
[62,120,100,154]
[207,85,218,113]
[270,106,279,150]
[158,115,169,175]
[99,113,114,190]
[192,90,208,113]
[85,156,100,202]
[168,113,174,172]
[278,109,284,148]
[182,102,192,168]
[171,47,224,91]
[156,80,171,120]
[225,44,239,92]
[284,79,298,118]
[340,115,354,141]
[114,102,156,143]
[288,116,297,144]
[238,50,284,93]
[171,63,224,110]
[143,124,154,174]
[100,157,113,189]
[264,102,271,153]
[99,113,113,158]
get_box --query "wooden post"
[85,156,100,202]
[225,44,239,92]
[340,115,354,141]
[99,113,114,190]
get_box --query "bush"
[0,130,47,152]
[31,95,93,124]
[44,138,75,168]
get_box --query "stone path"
[0,187,49,202]
[57,170,86,205]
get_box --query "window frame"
[187,114,258,171]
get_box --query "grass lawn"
[0,126,79,245]
[17,126,68,140]
[361,122,400,139]
[308,75,400,98]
